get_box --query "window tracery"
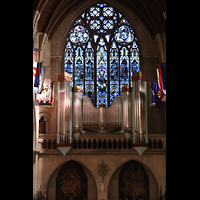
[64,3,139,107]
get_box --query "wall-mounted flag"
[33,48,38,64]
[156,63,166,102]
[150,81,166,108]
[35,79,54,106]
[33,62,46,94]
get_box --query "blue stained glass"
[99,16,104,21]
[65,3,140,108]
[97,46,107,108]
[90,20,100,30]
[120,47,129,93]
[130,48,139,87]
[90,7,100,17]
[85,44,94,104]
[70,26,89,43]
[115,25,134,43]
[75,47,84,88]
[105,34,110,42]
[93,35,98,43]
[103,20,114,29]
[64,42,73,86]
[103,7,114,17]
[120,18,128,24]
[99,37,105,46]
[110,42,119,104]
[76,19,82,24]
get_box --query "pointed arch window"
[64,3,139,108]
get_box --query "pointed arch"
[64,2,140,108]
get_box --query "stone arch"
[108,159,159,200]
[47,159,97,200]
[39,112,51,134]
[50,0,160,73]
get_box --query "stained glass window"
[64,3,139,107]
[120,47,129,91]
[64,40,73,86]
[97,46,107,107]
[85,42,94,103]
[75,47,84,88]
[110,42,119,105]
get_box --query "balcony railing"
[38,134,166,151]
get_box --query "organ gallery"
[33,1,166,199]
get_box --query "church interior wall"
[33,0,166,199]
[34,0,165,135]
[36,154,165,200]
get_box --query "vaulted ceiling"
[33,0,166,39]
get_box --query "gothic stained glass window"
[110,42,119,105]
[64,3,139,108]
[120,47,129,91]
[85,42,94,103]
[97,46,107,107]
[64,41,73,86]
[75,47,84,88]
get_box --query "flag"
[157,63,166,102]
[35,79,54,106]
[150,81,157,106]
[33,63,46,94]
[157,67,163,101]
[33,48,38,64]
[150,81,166,108]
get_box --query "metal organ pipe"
[122,86,131,133]
[132,71,148,144]
[73,86,83,134]
[57,72,73,144]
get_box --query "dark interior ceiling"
[33,0,166,39]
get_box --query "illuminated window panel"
[85,42,95,104]
[64,3,140,108]
[103,7,114,17]
[120,47,129,93]
[130,48,139,86]
[97,46,107,108]
[110,42,119,105]
[75,47,84,88]
[64,41,73,86]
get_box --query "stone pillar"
[73,85,83,139]
[122,85,132,139]
[132,71,148,156]
[57,72,73,156]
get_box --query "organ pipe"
[57,72,73,144]
[73,86,83,136]
[99,104,106,129]
[132,71,148,144]
[122,86,131,133]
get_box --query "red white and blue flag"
[33,62,46,94]
[156,63,166,102]
[35,79,54,106]
[33,48,38,64]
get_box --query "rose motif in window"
[70,26,89,43]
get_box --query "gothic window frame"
[64,3,140,108]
